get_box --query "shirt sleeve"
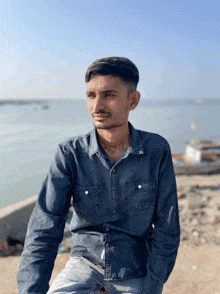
[145,143,180,293]
[17,144,74,294]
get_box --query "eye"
[87,93,95,98]
[105,93,116,97]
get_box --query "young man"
[17,57,180,294]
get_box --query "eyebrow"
[86,90,118,95]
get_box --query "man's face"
[86,75,139,130]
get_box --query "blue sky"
[0,0,220,99]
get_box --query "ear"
[130,91,141,110]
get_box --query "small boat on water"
[172,139,220,175]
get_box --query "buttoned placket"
[109,147,130,215]
[103,149,132,280]
[103,165,117,280]
[110,166,117,214]
[95,138,143,280]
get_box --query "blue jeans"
[47,257,146,294]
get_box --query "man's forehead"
[87,75,125,89]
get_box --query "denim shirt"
[17,122,180,294]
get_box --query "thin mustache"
[92,111,111,116]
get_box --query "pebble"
[177,192,185,199]
[192,231,199,238]
[209,215,220,224]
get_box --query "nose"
[93,95,105,113]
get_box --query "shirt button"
[112,169,115,172]
[138,185,142,189]
[106,243,109,247]
[106,227,109,231]
[112,191,116,194]
[113,210,116,213]
[85,191,89,194]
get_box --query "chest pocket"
[123,181,157,214]
[73,184,109,222]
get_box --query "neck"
[97,123,131,151]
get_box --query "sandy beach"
[1,174,220,293]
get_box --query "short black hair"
[85,57,139,91]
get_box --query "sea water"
[1,98,220,209]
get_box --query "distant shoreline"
[0,99,48,106]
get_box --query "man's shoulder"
[137,128,170,152]
[59,129,93,151]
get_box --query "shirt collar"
[128,122,144,155]
[87,127,99,156]
[87,121,144,157]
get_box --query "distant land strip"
[0,99,48,106]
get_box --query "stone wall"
[0,195,37,252]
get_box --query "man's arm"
[17,144,74,294]
[145,144,180,294]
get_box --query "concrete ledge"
[0,195,38,242]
